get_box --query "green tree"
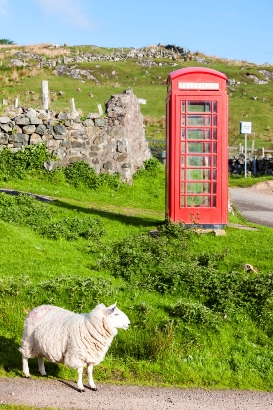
[0,39,15,45]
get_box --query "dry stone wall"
[229,154,273,176]
[0,89,151,183]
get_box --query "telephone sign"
[165,67,228,227]
[240,122,252,134]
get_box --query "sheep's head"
[103,303,130,330]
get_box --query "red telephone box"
[166,67,228,227]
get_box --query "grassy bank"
[0,157,273,391]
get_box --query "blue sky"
[0,0,272,65]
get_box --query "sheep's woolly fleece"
[19,304,119,369]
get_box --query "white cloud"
[0,0,8,17]
[33,0,91,30]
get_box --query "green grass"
[229,174,273,187]
[1,162,273,391]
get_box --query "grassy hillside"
[1,43,273,148]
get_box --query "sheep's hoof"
[90,387,97,391]
[25,375,31,379]
[78,388,85,393]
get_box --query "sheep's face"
[104,303,130,330]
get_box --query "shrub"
[133,157,163,178]
[0,193,105,242]
[40,216,104,241]
[98,223,195,294]
[0,193,52,229]
[170,299,223,328]
[64,161,122,190]
[0,144,53,180]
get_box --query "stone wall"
[229,154,273,176]
[0,89,151,183]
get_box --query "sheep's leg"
[22,356,31,378]
[87,364,97,391]
[38,356,47,376]
[77,367,85,392]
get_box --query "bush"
[0,144,53,181]
[98,222,195,294]
[64,161,122,189]
[170,299,223,328]
[0,274,116,313]
[0,193,52,229]
[0,193,105,242]
[40,216,104,241]
[133,157,163,178]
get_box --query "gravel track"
[1,378,273,410]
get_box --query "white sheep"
[19,303,130,391]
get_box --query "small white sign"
[240,121,252,134]
[178,82,220,90]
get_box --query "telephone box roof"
[168,67,227,81]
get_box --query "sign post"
[240,122,252,178]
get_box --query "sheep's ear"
[104,302,117,316]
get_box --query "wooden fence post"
[41,80,49,110]
[98,104,103,116]
[70,98,76,113]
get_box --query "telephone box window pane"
[181,183,185,193]
[205,117,211,126]
[181,156,185,167]
[187,182,210,194]
[187,196,210,207]
[181,115,186,126]
[188,156,211,167]
[187,169,210,180]
[213,115,217,126]
[213,102,217,113]
[181,196,185,207]
[181,169,185,180]
[212,169,217,180]
[213,156,217,167]
[212,196,217,207]
[212,183,217,194]
[181,142,186,153]
[213,129,217,140]
[213,142,217,153]
[205,130,211,140]
[188,142,211,153]
[188,116,210,126]
[181,128,185,139]
[188,101,211,112]
[181,101,186,113]
[187,129,211,140]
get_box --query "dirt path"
[229,180,273,228]
[1,377,273,410]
